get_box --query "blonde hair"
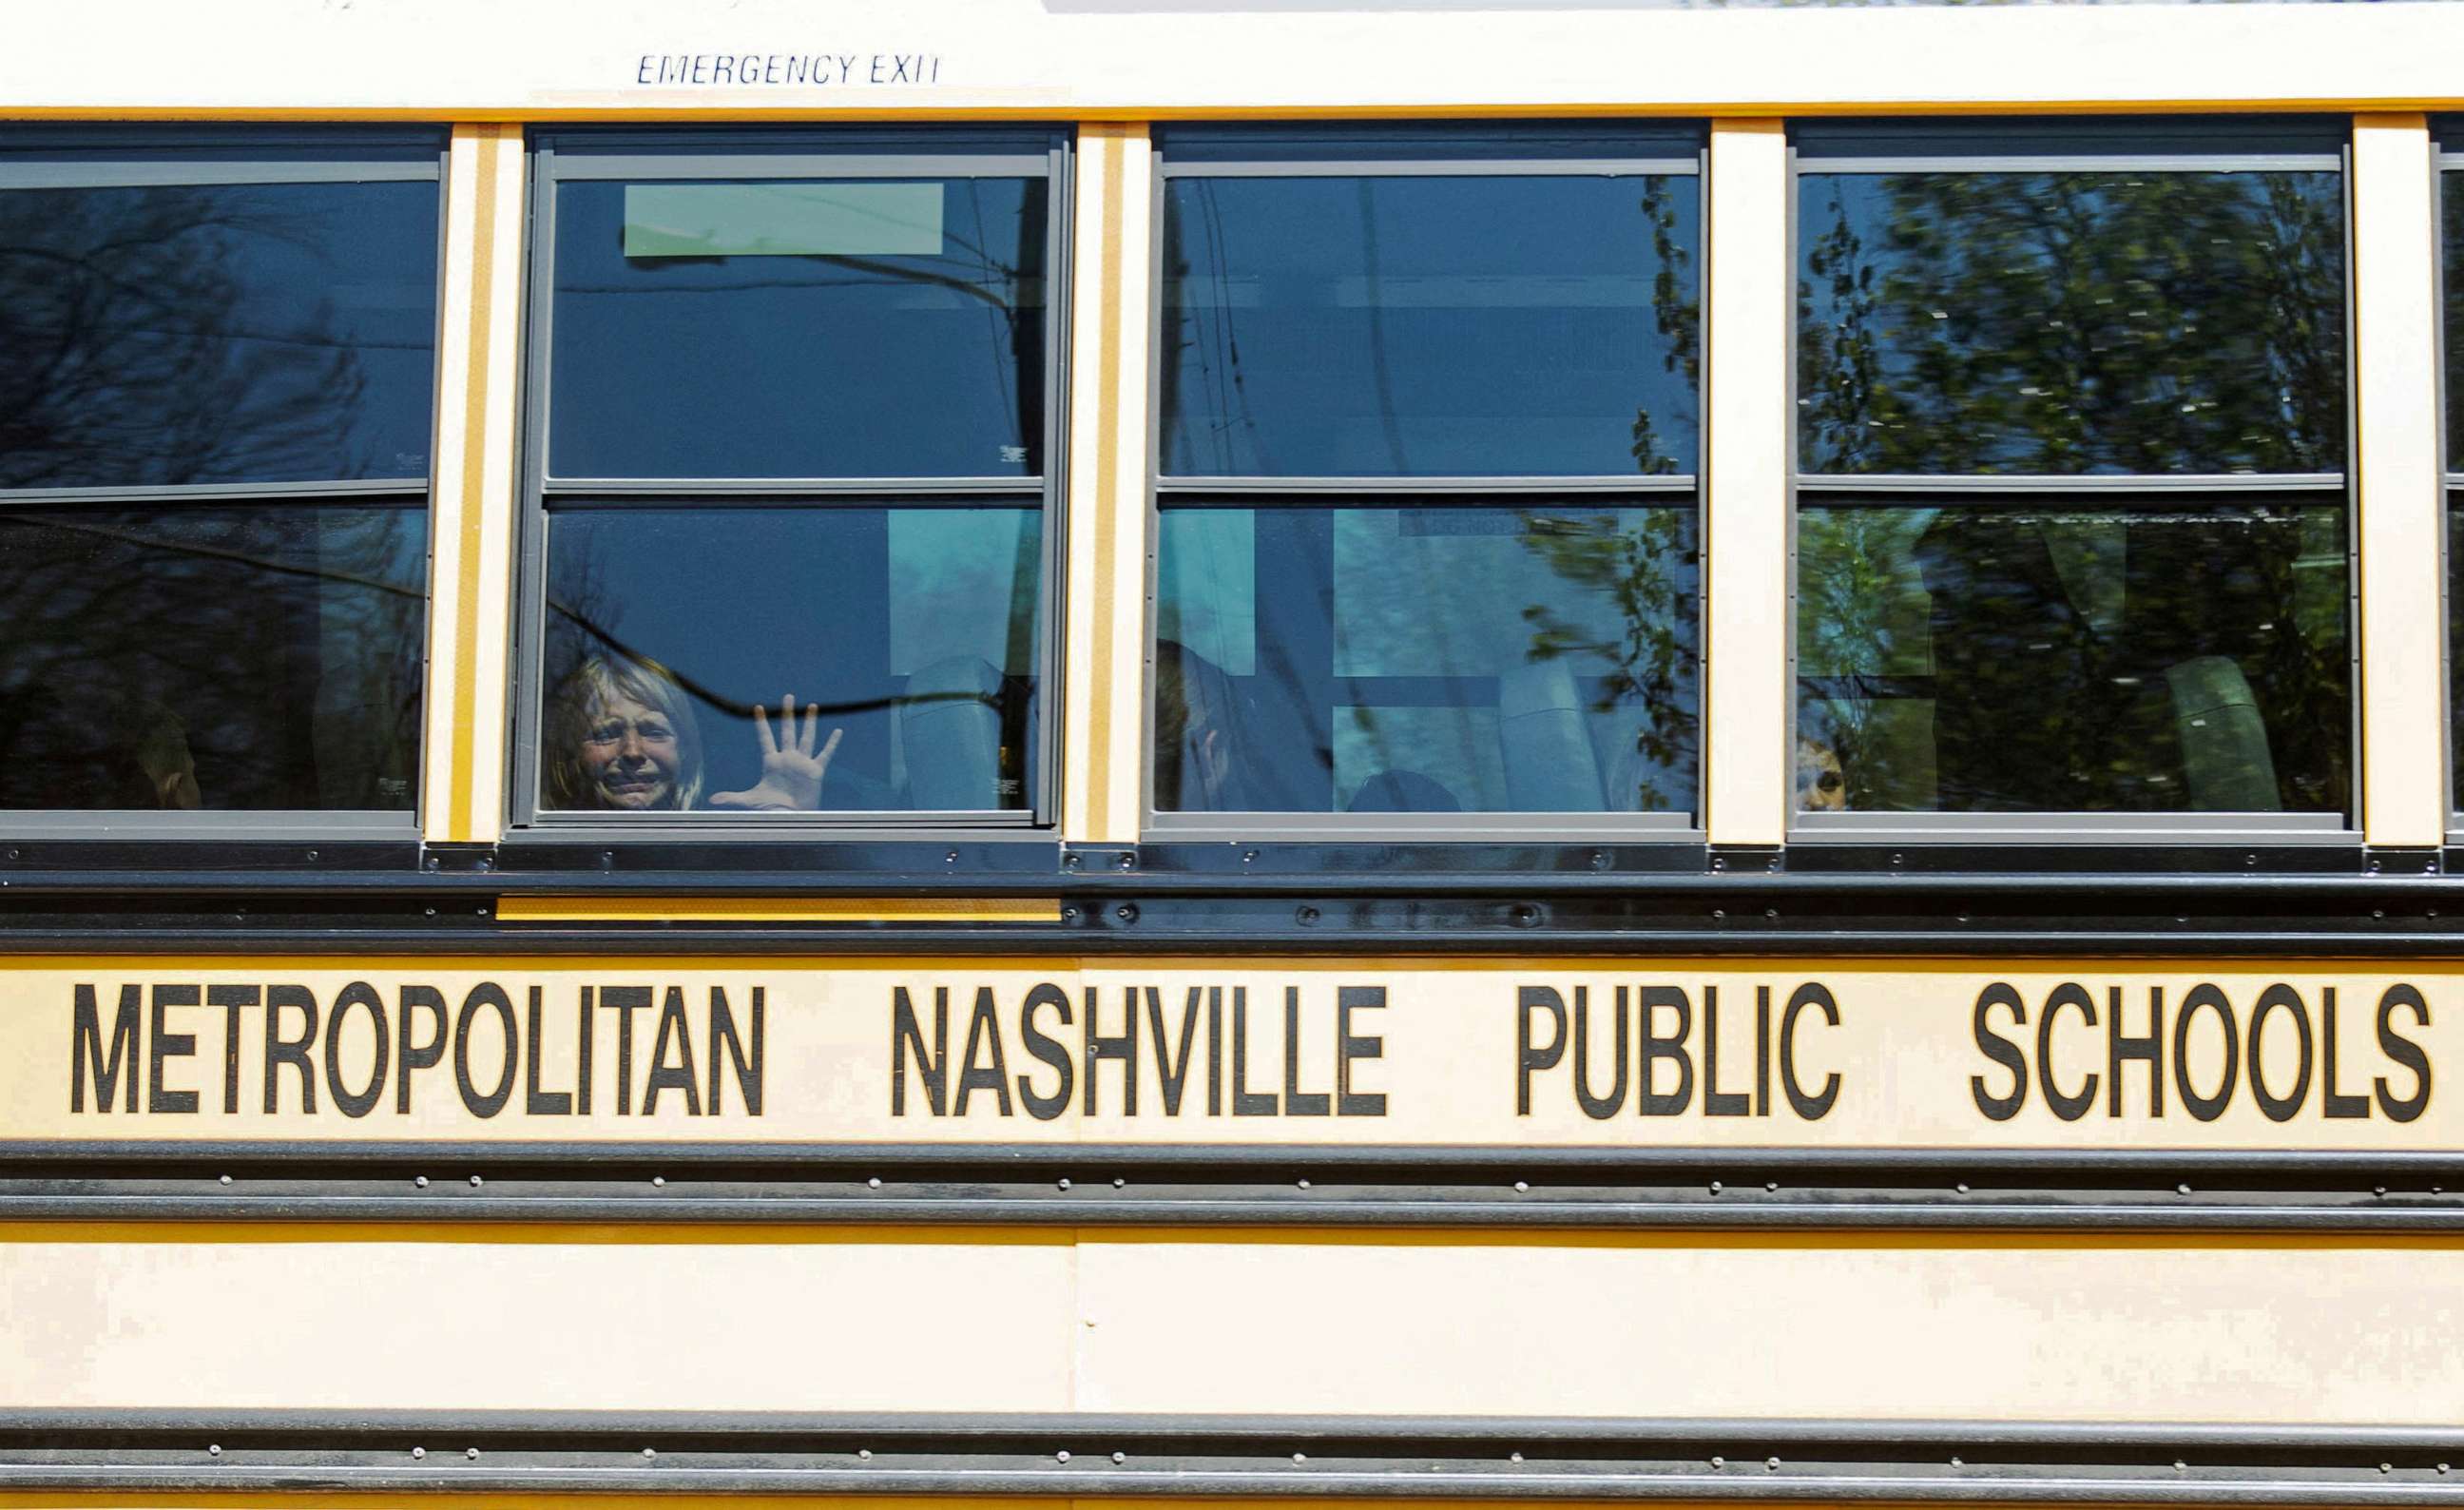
[544,654,705,811]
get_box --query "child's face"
[1798,739,1846,812]
[579,693,683,809]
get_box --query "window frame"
[506,126,1073,838]
[0,126,447,842]
[1784,118,2362,846]
[2437,126,2464,844]
[1143,124,1710,842]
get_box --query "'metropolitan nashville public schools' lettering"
[54,973,2441,1132]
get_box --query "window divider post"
[1062,122,1157,845]
[421,123,529,847]
[2352,113,2446,846]
[1704,119,1793,846]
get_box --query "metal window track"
[5,1411,2464,1500]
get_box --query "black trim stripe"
[3,1143,2461,1229]
[2,1412,2462,1500]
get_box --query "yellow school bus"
[2,0,2464,1502]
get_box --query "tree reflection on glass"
[0,508,426,810]
[0,182,436,489]
[1514,508,1699,811]
[0,172,436,810]
[1800,170,2344,474]
[1794,167,2350,817]
[1517,173,1701,811]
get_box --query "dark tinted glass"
[2453,502,2464,810]
[2446,174,2464,469]
[1797,500,2349,815]
[0,181,440,489]
[1154,504,1697,814]
[1161,175,1699,476]
[541,505,1042,813]
[0,504,425,810]
[547,178,1048,478]
[1798,171,2345,474]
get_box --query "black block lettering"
[953,985,1012,1116]
[2173,983,2240,1122]
[2248,983,2314,1123]
[70,983,140,1113]
[1971,983,2027,1121]
[891,985,950,1116]
[323,982,390,1119]
[1283,987,1330,1116]
[644,986,703,1117]
[598,986,652,1116]
[395,984,447,1114]
[1572,986,1628,1120]
[2108,985,2163,1118]
[1703,986,1748,1117]
[710,987,763,1116]
[1638,985,1693,1116]
[1019,982,1074,1121]
[453,983,518,1119]
[1084,986,1140,1116]
[1147,987,1201,1115]
[1780,983,1841,1120]
[2320,987,2368,1119]
[1516,986,1568,1115]
[2375,983,2433,1123]
[147,984,200,1114]
[262,984,318,1115]
[2037,983,2098,1122]
[1338,986,1386,1116]
[525,985,573,1117]
[211,983,260,1114]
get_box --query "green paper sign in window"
[623,183,945,258]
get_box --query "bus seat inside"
[898,654,1005,810]
[1498,659,1606,812]
[2165,653,2281,812]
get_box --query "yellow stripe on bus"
[491,896,1065,924]
[446,127,510,844]
[1085,126,1129,841]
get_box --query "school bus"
[3,0,2464,1503]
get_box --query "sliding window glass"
[516,131,1061,826]
[2443,126,2464,826]
[1793,120,2353,839]
[0,129,439,832]
[1151,126,1703,835]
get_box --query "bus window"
[2444,137,2464,822]
[1151,125,1702,828]
[519,131,1061,823]
[1792,120,2352,833]
[0,131,438,818]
